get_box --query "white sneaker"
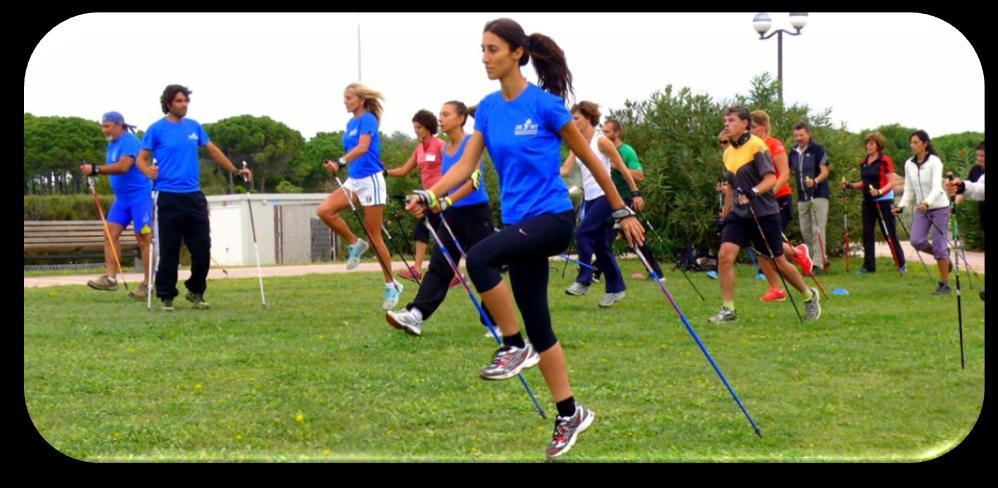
[386,308,422,336]
[565,282,590,296]
[383,281,403,311]
[598,291,626,308]
[346,239,369,270]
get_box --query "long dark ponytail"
[484,18,574,102]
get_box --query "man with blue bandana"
[80,111,153,300]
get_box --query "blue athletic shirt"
[442,135,489,208]
[343,112,384,179]
[142,117,210,193]
[106,131,151,196]
[473,83,573,225]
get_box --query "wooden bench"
[24,220,140,259]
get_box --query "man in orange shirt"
[750,110,813,302]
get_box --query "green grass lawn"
[23,257,984,462]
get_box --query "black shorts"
[721,212,784,257]
[412,211,442,243]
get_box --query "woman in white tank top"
[558,101,643,306]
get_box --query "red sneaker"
[396,267,422,283]
[760,287,787,302]
[792,244,814,276]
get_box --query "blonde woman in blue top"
[318,82,404,311]
[405,18,644,459]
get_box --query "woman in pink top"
[387,109,445,281]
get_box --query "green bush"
[275,180,304,193]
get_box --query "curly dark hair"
[160,84,191,114]
[412,109,438,135]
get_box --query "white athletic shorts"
[341,171,387,207]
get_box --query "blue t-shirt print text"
[474,83,573,225]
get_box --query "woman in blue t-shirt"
[386,100,495,337]
[405,18,644,459]
[318,82,404,311]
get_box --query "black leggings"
[466,211,574,353]
[408,203,495,320]
[862,199,906,271]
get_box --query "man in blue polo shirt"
[136,84,252,311]
[80,111,153,300]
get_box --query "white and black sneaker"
[386,308,422,336]
[804,287,821,321]
[708,306,737,324]
[480,343,540,380]
[545,403,596,459]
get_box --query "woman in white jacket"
[892,130,952,295]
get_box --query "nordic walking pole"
[746,248,764,279]
[87,176,129,292]
[638,212,706,301]
[784,234,830,299]
[242,162,266,307]
[841,178,851,273]
[329,169,400,295]
[945,173,966,369]
[895,207,934,284]
[740,189,804,324]
[381,216,422,286]
[805,177,829,275]
[415,208,547,418]
[384,197,427,286]
[557,254,595,270]
[950,210,974,290]
[562,206,584,278]
[630,235,762,437]
[209,257,230,276]
[869,186,904,276]
[904,192,965,370]
[147,189,158,311]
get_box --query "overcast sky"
[24,12,983,143]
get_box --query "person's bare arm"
[81,155,135,176]
[136,149,157,180]
[560,151,576,177]
[206,142,252,181]
[560,123,644,246]
[387,151,417,178]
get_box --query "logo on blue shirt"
[514,118,538,136]
[188,132,199,141]
[348,129,358,136]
